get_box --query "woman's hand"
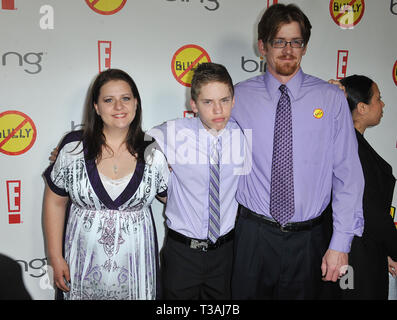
[328,79,347,97]
[43,185,70,291]
[50,256,71,292]
[388,256,397,278]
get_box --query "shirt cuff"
[328,230,354,253]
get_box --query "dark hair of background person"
[340,75,374,112]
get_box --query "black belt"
[167,228,234,252]
[239,206,324,232]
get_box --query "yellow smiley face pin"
[313,108,324,119]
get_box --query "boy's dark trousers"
[161,228,233,300]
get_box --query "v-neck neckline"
[83,141,145,210]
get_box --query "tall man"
[230,3,364,299]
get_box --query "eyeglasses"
[269,39,305,48]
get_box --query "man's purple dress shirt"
[231,69,364,253]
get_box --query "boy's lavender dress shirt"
[148,117,247,240]
[231,69,364,253]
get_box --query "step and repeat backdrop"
[0,0,396,300]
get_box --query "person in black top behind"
[324,75,397,299]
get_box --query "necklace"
[97,145,125,177]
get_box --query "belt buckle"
[190,239,208,251]
[279,224,289,233]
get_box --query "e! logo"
[98,41,112,73]
[336,50,349,79]
[183,111,196,118]
[1,0,16,10]
[6,180,21,224]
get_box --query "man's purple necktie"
[269,84,295,226]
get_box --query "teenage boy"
[148,62,248,300]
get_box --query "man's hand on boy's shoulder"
[49,147,59,163]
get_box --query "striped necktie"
[208,138,221,243]
[269,84,295,226]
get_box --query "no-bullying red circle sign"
[0,110,37,156]
[85,0,127,15]
[171,44,211,87]
[329,0,365,29]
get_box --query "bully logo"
[86,0,127,15]
[0,110,37,156]
[313,108,324,119]
[171,44,211,87]
[1,0,16,10]
[98,40,111,73]
[329,0,365,29]
[336,50,349,79]
[393,60,397,87]
[6,180,21,224]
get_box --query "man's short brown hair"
[258,3,312,46]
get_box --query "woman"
[43,69,168,300]
[336,75,397,299]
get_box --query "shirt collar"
[264,68,304,101]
